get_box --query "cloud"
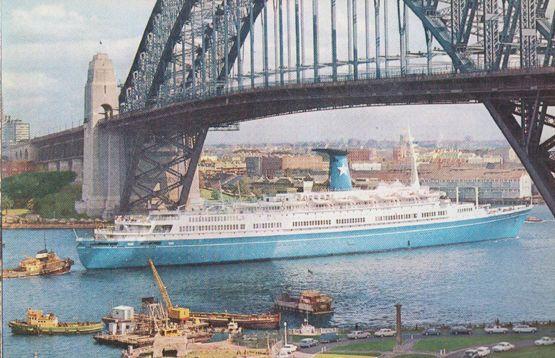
[10,4,90,43]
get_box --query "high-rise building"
[2,115,31,157]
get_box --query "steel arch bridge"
[106,0,555,216]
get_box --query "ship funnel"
[313,149,353,191]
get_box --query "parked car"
[450,326,473,335]
[423,327,441,336]
[512,324,538,333]
[534,337,555,346]
[299,338,319,348]
[374,328,396,337]
[464,349,479,358]
[491,342,515,352]
[347,330,369,339]
[281,344,297,354]
[476,346,491,357]
[320,332,339,343]
[277,348,291,357]
[484,325,509,334]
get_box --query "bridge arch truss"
[117,0,555,215]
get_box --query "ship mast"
[408,126,420,190]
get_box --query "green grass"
[394,355,435,358]
[3,208,30,216]
[490,345,555,357]
[329,338,396,353]
[413,334,538,352]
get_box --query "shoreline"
[2,223,99,230]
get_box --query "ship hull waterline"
[77,209,529,269]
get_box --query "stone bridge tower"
[77,53,125,218]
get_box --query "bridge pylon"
[77,53,126,219]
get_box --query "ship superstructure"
[77,147,530,269]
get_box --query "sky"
[4,0,545,144]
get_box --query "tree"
[2,195,14,215]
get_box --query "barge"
[190,312,280,330]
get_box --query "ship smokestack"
[313,149,353,191]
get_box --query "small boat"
[275,290,334,315]
[190,311,280,330]
[9,309,102,335]
[525,216,543,223]
[3,249,74,279]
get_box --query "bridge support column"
[119,126,208,213]
[77,53,123,218]
[484,99,555,215]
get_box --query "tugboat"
[275,290,334,315]
[3,249,74,278]
[9,309,103,335]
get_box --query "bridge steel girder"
[406,0,555,216]
[403,1,475,71]
[120,125,208,213]
[103,68,555,131]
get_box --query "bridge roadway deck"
[102,67,555,131]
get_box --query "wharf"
[94,333,154,348]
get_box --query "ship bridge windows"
[122,225,151,233]
[153,225,173,233]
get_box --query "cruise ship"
[77,144,531,269]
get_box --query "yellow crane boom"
[148,259,173,309]
[148,259,190,321]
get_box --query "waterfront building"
[421,168,532,204]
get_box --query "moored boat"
[9,309,102,335]
[3,250,74,279]
[189,311,280,330]
[275,290,333,315]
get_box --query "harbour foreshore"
[2,221,105,230]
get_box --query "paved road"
[291,328,555,357]
[446,339,537,357]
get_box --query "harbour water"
[3,205,554,357]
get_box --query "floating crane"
[148,259,190,322]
